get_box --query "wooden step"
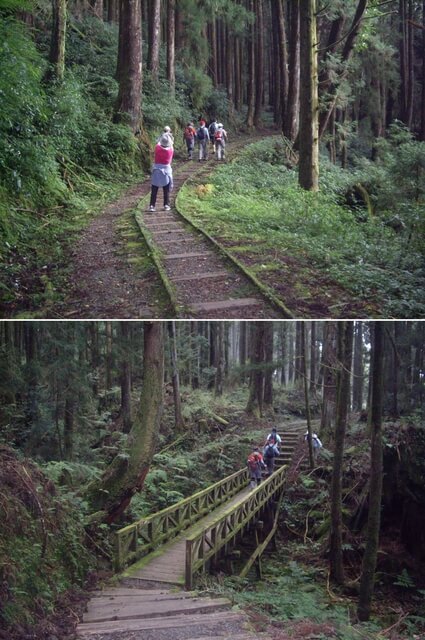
[77,610,246,636]
[172,270,230,283]
[91,587,174,598]
[83,595,231,624]
[151,229,186,236]
[164,251,212,260]
[190,298,262,313]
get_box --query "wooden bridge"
[77,424,306,639]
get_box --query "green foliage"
[178,137,425,317]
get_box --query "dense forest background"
[1,0,425,316]
[1,320,424,638]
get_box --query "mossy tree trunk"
[358,322,384,620]
[48,0,67,82]
[86,322,164,524]
[320,321,338,441]
[147,0,161,83]
[329,321,353,584]
[299,0,319,191]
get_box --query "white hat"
[159,134,172,148]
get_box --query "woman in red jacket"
[149,134,174,212]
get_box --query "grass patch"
[177,138,425,317]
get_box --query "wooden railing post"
[185,539,193,590]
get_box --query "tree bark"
[120,322,132,434]
[246,322,265,417]
[329,321,353,584]
[148,0,161,83]
[253,0,264,127]
[285,0,300,141]
[86,322,164,524]
[352,322,364,412]
[167,0,176,95]
[115,0,142,132]
[301,323,314,468]
[215,322,224,396]
[168,322,184,431]
[298,0,319,191]
[321,321,338,440]
[263,322,274,406]
[357,322,384,620]
[246,0,256,128]
[48,0,67,82]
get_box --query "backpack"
[264,444,275,459]
[209,122,217,136]
[184,126,194,140]
[214,130,223,141]
[197,126,206,140]
[247,453,259,471]
[268,434,276,446]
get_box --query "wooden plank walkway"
[121,485,252,586]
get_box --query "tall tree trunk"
[301,323,314,468]
[246,322,265,417]
[276,0,289,128]
[298,0,319,191]
[253,0,264,127]
[357,322,384,621]
[263,322,274,406]
[352,322,364,412]
[215,322,224,396]
[89,0,103,18]
[329,322,354,584]
[309,321,316,392]
[246,0,256,128]
[86,322,164,524]
[239,321,247,381]
[321,321,338,440]
[120,322,132,433]
[168,322,184,431]
[421,0,425,140]
[115,0,142,132]
[167,0,176,95]
[285,0,300,141]
[48,0,67,81]
[148,0,160,83]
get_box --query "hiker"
[148,134,173,212]
[264,427,281,454]
[247,447,266,489]
[304,432,323,461]
[183,122,196,160]
[157,125,174,147]
[208,118,218,153]
[263,442,277,476]
[197,120,210,161]
[214,123,228,161]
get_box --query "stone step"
[77,610,246,637]
[83,595,231,624]
[190,298,262,313]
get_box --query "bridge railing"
[185,464,287,589]
[115,466,249,570]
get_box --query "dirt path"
[52,133,289,319]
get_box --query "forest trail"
[76,424,306,639]
[55,133,289,320]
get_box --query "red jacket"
[154,144,173,165]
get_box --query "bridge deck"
[121,485,252,585]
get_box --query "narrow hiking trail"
[54,133,290,319]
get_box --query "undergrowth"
[177,134,425,318]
